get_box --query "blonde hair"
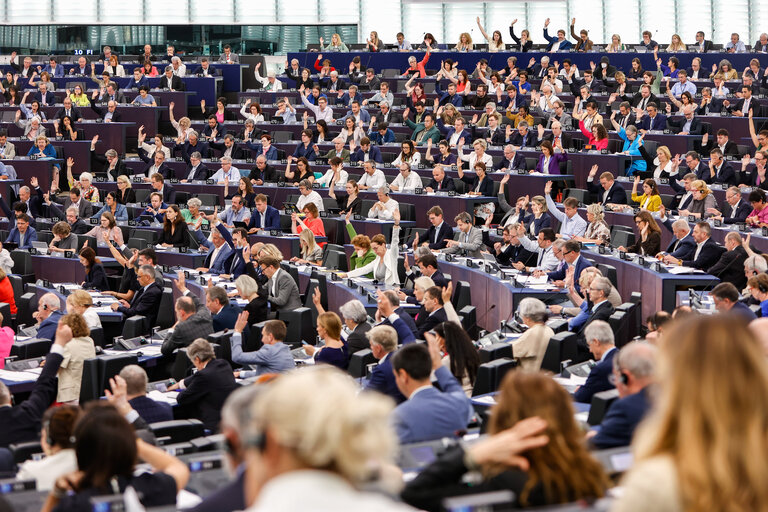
[317,311,342,340]
[531,195,548,213]
[414,276,435,292]
[117,175,132,188]
[629,315,768,510]
[67,289,94,308]
[248,366,395,484]
[586,203,604,222]
[179,116,191,129]
[259,243,283,262]
[690,179,711,196]
[656,145,671,161]
[299,229,319,259]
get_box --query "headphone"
[759,281,768,294]
[43,419,52,447]
[242,430,266,453]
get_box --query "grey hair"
[119,364,148,396]
[139,264,156,280]
[66,206,78,216]
[79,172,93,183]
[378,185,390,196]
[339,300,368,324]
[366,325,398,353]
[189,130,199,139]
[221,384,264,433]
[485,102,496,109]
[614,341,656,379]
[671,219,690,232]
[105,149,117,158]
[552,239,567,250]
[171,56,181,64]
[379,101,389,109]
[590,276,612,297]
[187,197,202,208]
[746,255,768,273]
[165,65,173,72]
[518,297,547,323]
[415,245,432,259]
[235,274,260,298]
[220,156,233,164]
[584,319,614,345]
[187,338,216,363]
[40,292,61,311]
[190,151,202,160]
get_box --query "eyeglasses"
[562,250,572,256]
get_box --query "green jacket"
[346,223,376,277]
[405,119,441,146]
[323,148,350,162]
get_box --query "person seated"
[7,213,36,249]
[260,256,302,313]
[302,312,349,370]
[16,405,79,491]
[391,341,473,443]
[161,280,214,357]
[344,219,402,287]
[630,177,662,212]
[367,185,399,220]
[658,210,697,261]
[402,371,607,511]
[662,221,725,270]
[231,316,294,378]
[79,247,108,291]
[574,320,618,403]
[111,265,163,327]
[618,210,662,256]
[587,168,628,205]
[120,365,173,423]
[415,286,449,339]
[364,325,406,403]
[167,339,237,432]
[546,240,594,291]
[711,282,757,322]
[425,165,456,193]
[420,206,454,250]
[378,290,418,343]
[247,194,281,233]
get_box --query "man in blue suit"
[34,293,64,341]
[439,117,472,145]
[6,213,36,250]
[247,194,281,233]
[32,83,55,105]
[659,210,697,260]
[391,342,472,443]
[421,206,455,251]
[574,320,617,404]
[365,325,406,404]
[194,226,234,275]
[547,240,593,293]
[662,222,725,270]
[121,365,173,424]
[591,341,656,448]
[636,102,667,131]
[350,137,383,164]
[207,286,242,332]
[543,21,574,51]
[217,225,249,279]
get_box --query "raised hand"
[589,164,598,177]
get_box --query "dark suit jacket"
[683,237,726,270]
[696,97,724,115]
[351,146,383,164]
[626,92,659,109]
[539,132,574,151]
[591,387,650,448]
[32,91,55,104]
[90,103,122,122]
[185,164,212,181]
[627,231,661,256]
[587,180,627,205]
[143,162,175,180]
[161,295,214,356]
[213,303,242,332]
[730,97,761,115]
[423,222,454,250]
[548,256,593,292]
[366,351,406,404]
[248,165,279,184]
[247,206,281,231]
[426,177,456,192]
[417,307,448,339]
[380,310,418,343]
[710,162,737,187]
[0,351,63,448]
[637,113,667,131]
[129,395,173,424]
[667,116,703,135]
[522,214,552,235]
[179,141,210,162]
[575,301,615,350]
[84,263,109,291]
[496,153,527,172]
[193,66,221,77]
[158,185,176,205]
[91,149,129,181]
[721,199,752,224]
[707,245,748,290]
[347,322,372,354]
[209,141,245,160]
[117,282,163,328]
[663,221,697,260]
[159,74,185,90]
[190,468,245,512]
[53,106,83,122]
[573,347,617,403]
[177,359,238,431]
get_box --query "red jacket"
[314,58,336,73]
[402,52,431,79]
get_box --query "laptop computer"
[31,241,48,253]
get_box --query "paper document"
[147,390,178,405]
[0,369,39,382]
[667,266,704,275]
[515,274,548,286]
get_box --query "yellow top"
[631,193,662,212]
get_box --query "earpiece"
[760,282,768,294]
[620,371,629,386]
[243,431,266,453]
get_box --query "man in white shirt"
[254,62,283,92]
[211,156,241,185]
[390,163,422,193]
[544,181,587,239]
[368,186,398,220]
[171,56,186,77]
[301,88,334,123]
[363,82,395,107]
[296,179,324,212]
[357,161,386,190]
[514,226,560,272]
[217,195,250,228]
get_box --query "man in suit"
[248,156,279,185]
[7,213,36,250]
[574,319,617,403]
[542,22,574,52]
[0,130,16,159]
[707,232,749,290]
[659,211,697,261]
[425,166,456,193]
[405,113,441,146]
[219,45,239,64]
[727,85,760,117]
[636,102,667,131]
[712,282,758,322]
[161,278,214,356]
[696,87,724,115]
[415,287,448,339]
[112,265,164,328]
[247,194,280,233]
[625,84,658,110]
[537,122,574,151]
[32,293,64,342]
[495,145,527,172]
[53,97,83,123]
[680,152,709,183]
[150,173,176,204]
[159,66,185,91]
[121,365,173,424]
[90,146,128,182]
[705,148,737,187]
[365,325,406,404]
[350,137,383,164]
[170,339,238,431]
[419,206,454,250]
[193,57,221,77]
[663,222,725,270]
[178,133,210,163]
[97,82,127,104]
[48,187,93,219]
[209,134,246,160]
[506,121,536,147]
[693,31,714,52]
[391,342,472,443]
[218,226,249,279]
[90,98,121,123]
[443,212,483,258]
[260,256,301,314]
[207,286,242,332]
[587,169,628,205]
[0,323,69,448]
[545,101,573,130]
[182,152,211,182]
[194,227,235,275]
[141,152,174,180]
[667,104,703,135]
[698,128,739,157]
[575,277,615,355]
[591,341,655,448]
[712,186,752,224]
[378,290,418,343]
[32,83,55,105]
[547,241,593,292]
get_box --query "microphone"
[465,303,496,338]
